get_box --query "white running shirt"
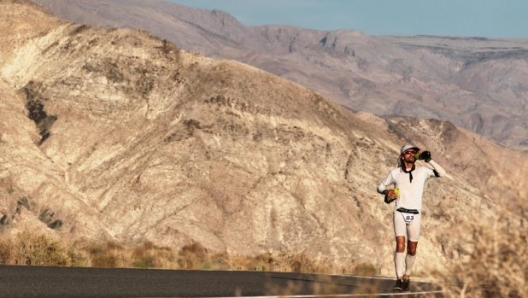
[377,161,444,211]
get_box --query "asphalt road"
[0,265,443,297]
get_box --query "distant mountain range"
[32,0,528,150]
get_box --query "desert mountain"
[0,0,526,277]
[32,0,528,150]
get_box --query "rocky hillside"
[32,0,528,150]
[0,0,526,276]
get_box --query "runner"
[377,144,447,292]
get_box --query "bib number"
[402,213,415,224]
[396,207,419,224]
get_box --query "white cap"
[400,144,420,154]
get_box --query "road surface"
[0,265,443,297]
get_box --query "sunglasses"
[403,150,417,155]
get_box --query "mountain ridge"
[31,0,528,149]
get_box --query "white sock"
[404,254,416,276]
[394,252,406,278]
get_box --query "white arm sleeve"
[377,172,394,194]
[428,159,446,177]
[377,182,387,194]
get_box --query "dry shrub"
[353,262,378,276]
[79,239,176,268]
[173,245,348,274]
[278,251,331,273]
[0,231,85,266]
[276,251,356,274]
[84,240,127,268]
[132,241,157,268]
[0,232,370,280]
[132,241,174,268]
[177,242,209,269]
[227,253,272,271]
[227,251,346,274]
[439,214,527,298]
[199,252,230,270]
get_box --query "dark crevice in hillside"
[0,197,30,227]
[22,81,57,146]
[0,196,63,230]
[69,24,89,36]
[39,208,63,229]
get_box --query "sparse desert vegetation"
[0,231,354,273]
[1,224,526,297]
[436,214,527,298]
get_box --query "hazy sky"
[170,0,527,38]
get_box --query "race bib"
[402,213,415,224]
[396,207,419,224]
